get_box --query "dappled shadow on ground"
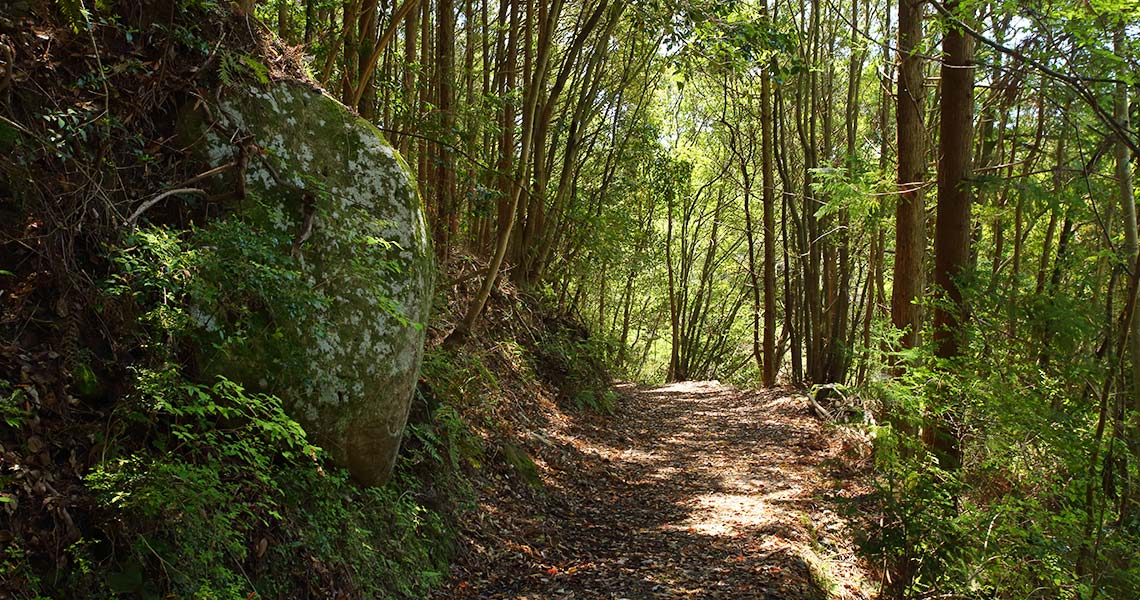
[436,382,872,599]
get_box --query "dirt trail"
[439,382,873,599]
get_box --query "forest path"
[439,382,873,599]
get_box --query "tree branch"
[927,0,1140,156]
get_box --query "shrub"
[67,218,457,598]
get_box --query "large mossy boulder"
[184,80,434,486]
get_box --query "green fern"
[56,0,91,32]
[218,51,271,88]
[239,53,270,86]
[218,51,239,88]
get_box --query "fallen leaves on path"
[435,381,875,599]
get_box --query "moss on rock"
[185,80,434,486]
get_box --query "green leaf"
[55,0,91,33]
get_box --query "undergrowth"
[1,220,613,598]
[529,310,616,415]
[851,311,1140,599]
[0,208,474,598]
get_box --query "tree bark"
[1113,26,1140,493]
[891,0,926,355]
[928,0,975,472]
[435,0,456,259]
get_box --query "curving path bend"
[437,381,873,600]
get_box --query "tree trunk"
[1114,26,1140,498]
[444,0,562,347]
[758,0,778,387]
[891,0,925,355]
[435,0,456,259]
[929,0,975,472]
[399,0,419,157]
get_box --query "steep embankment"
[437,381,875,599]
[1,5,444,597]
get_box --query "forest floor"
[436,381,877,599]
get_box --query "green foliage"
[664,1,802,79]
[0,381,29,429]
[0,538,49,599]
[85,371,314,596]
[405,401,484,474]
[858,446,970,595]
[854,274,1140,598]
[108,217,329,372]
[54,0,91,33]
[83,369,451,599]
[572,389,618,415]
[254,466,450,599]
[531,316,616,414]
[219,50,271,87]
[419,345,502,428]
[73,219,456,598]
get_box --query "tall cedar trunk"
[400,0,418,157]
[356,0,379,118]
[278,0,290,39]
[435,0,456,259]
[892,0,925,357]
[494,0,516,250]
[477,0,492,248]
[341,0,360,103]
[350,0,427,108]
[417,0,431,196]
[462,0,475,242]
[886,2,923,592]
[929,0,974,472]
[304,0,315,42]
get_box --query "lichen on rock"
[184,80,434,486]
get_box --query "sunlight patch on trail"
[664,492,776,537]
[650,380,727,394]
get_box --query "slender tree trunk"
[667,188,681,381]
[356,0,379,117]
[885,2,922,593]
[1114,26,1140,504]
[417,0,432,195]
[435,0,456,259]
[748,0,779,386]
[399,0,419,157]
[775,87,803,384]
[892,0,925,355]
[761,48,778,387]
[444,0,562,347]
[928,0,975,472]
